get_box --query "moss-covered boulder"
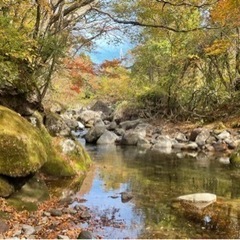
[230,151,240,168]
[41,137,91,177]
[0,106,48,177]
[0,177,14,197]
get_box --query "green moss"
[230,151,240,168]
[0,177,14,197]
[0,106,48,177]
[41,138,91,177]
[41,154,76,177]
[0,106,91,179]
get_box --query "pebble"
[57,235,70,239]
[0,220,9,233]
[49,209,63,216]
[121,192,133,203]
[77,231,93,239]
[22,224,36,236]
[80,211,91,220]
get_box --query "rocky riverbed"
[45,100,240,162]
[2,100,240,239]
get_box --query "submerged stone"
[177,193,217,209]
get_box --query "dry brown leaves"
[0,197,84,239]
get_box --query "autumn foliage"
[211,0,240,26]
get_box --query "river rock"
[90,100,112,118]
[186,142,198,151]
[42,137,91,177]
[77,231,93,239]
[63,118,79,130]
[213,141,228,152]
[61,139,76,153]
[175,132,188,142]
[50,209,63,217]
[9,176,49,207]
[58,235,70,239]
[121,192,133,203]
[172,143,187,150]
[80,210,91,220]
[219,157,230,164]
[137,138,151,149]
[230,151,240,167]
[107,121,118,131]
[45,111,70,137]
[177,193,217,209]
[189,128,202,141]
[77,121,85,130]
[0,220,9,233]
[85,125,106,143]
[22,224,36,236]
[0,106,48,177]
[216,130,231,140]
[96,130,119,145]
[195,129,211,147]
[152,135,173,150]
[77,110,102,125]
[120,119,142,130]
[121,129,146,145]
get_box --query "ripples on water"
[76,145,240,239]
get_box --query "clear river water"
[75,145,240,239]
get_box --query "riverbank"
[2,100,240,238]
[0,194,97,239]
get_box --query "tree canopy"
[0,0,239,119]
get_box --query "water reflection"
[77,145,240,239]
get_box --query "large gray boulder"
[195,129,211,147]
[97,130,119,145]
[121,126,147,145]
[84,125,106,143]
[77,110,102,125]
[152,135,173,149]
[90,100,112,118]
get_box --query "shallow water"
[75,145,240,239]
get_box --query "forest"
[0,0,239,121]
[0,0,240,239]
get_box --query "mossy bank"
[0,105,91,197]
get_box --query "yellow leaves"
[37,0,52,14]
[204,40,231,56]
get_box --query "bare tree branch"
[92,7,220,33]
[156,0,220,8]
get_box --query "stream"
[75,145,240,239]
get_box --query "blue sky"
[89,37,134,64]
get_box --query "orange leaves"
[64,56,95,76]
[100,59,121,70]
[63,55,96,93]
[211,0,240,26]
[100,59,122,78]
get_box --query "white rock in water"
[177,193,217,209]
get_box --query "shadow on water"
[75,145,240,239]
